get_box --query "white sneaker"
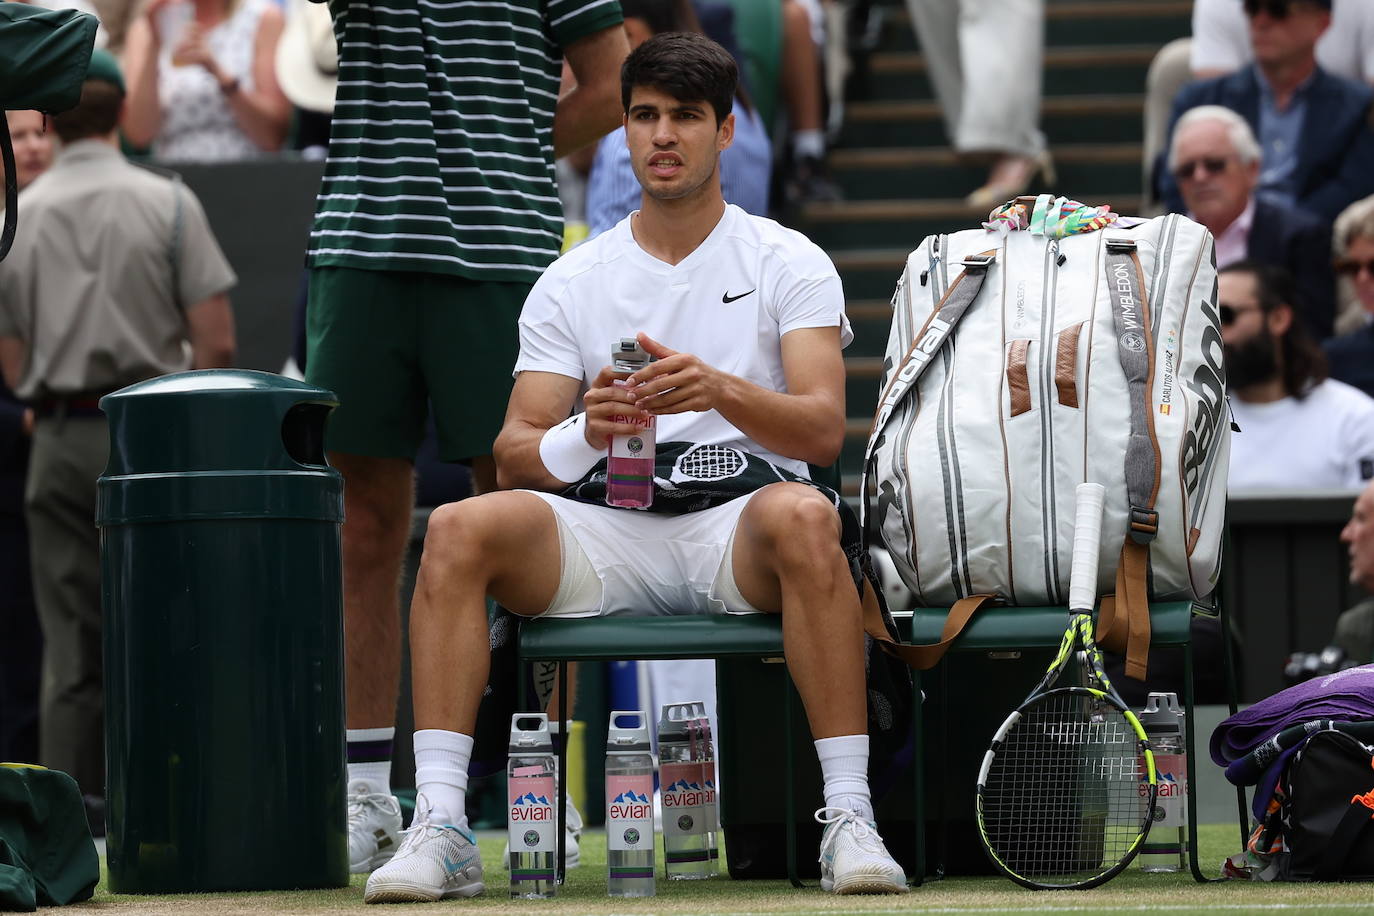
[501,796,582,868]
[347,781,402,874]
[815,807,908,894]
[364,796,484,903]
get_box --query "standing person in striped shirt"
[302,0,629,875]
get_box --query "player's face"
[625,84,734,202]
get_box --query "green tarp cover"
[0,2,99,263]
[0,3,98,112]
[0,765,98,912]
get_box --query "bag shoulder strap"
[1,112,16,264]
[1098,237,1161,680]
[861,248,996,529]
[861,589,1001,670]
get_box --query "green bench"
[520,600,1242,885]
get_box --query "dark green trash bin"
[97,370,348,893]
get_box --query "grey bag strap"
[861,250,995,529]
[1103,237,1160,543]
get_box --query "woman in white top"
[121,0,291,161]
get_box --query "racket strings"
[982,692,1150,886]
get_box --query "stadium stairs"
[789,0,1193,496]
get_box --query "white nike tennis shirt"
[515,203,853,478]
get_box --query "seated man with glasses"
[1220,260,1374,490]
[1170,104,1334,339]
[1324,212,1374,397]
[1157,0,1374,225]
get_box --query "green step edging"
[879,1,1191,53]
[863,45,1162,101]
[840,95,1145,148]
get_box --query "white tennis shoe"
[364,796,484,903]
[815,807,908,894]
[347,781,402,874]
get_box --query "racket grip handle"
[1068,483,1106,613]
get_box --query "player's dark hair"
[51,80,123,143]
[1220,260,1328,399]
[621,31,737,124]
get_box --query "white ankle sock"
[815,734,872,821]
[792,129,826,160]
[346,726,395,797]
[414,729,474,828]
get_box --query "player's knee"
[419,500,495,577]
[752,484,840,556]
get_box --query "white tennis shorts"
[523,490,763,618]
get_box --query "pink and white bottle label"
[508,771,555,853]
[606,773,654,851]
[660,762,706,838]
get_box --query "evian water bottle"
[1139,692,1188,872]
[507,714,557,898]
[605,710,655,896]
[658,702,710,879]
[606,338,655,508]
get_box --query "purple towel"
[1210,665,1374,766]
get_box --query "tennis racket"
[975,482,1158,890]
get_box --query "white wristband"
[538,414,605,483]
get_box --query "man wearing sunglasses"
[1220,261,1374,491]
[1158,0,1374,224]
[1170,104,1334,339]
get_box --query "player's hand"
[581,365,652,448]
[173,24,223,78]
[628,333,725,415]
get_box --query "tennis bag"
[1267,727,1374,881]
[863,201,1230,678]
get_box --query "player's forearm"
[551,82,624,159]
[712,375,845,468]
[494,419,583,492]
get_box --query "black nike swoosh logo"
[722,289,756,303]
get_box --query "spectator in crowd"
[0,51,236,821]
[1171,104,1334,338]
[1331,478,1374,662]
[582,0,772,237]
[1220,261,1374,490]
[1158,0,1374,224]
[780,0,841,206]
[362,33,906,903]
[1192,0,1374,84]
[906,0,1052,210]
[120,0,291,160]
[0,109,54,769]
[2,110,55,200]
[302,0,627,877]
[1324,211,1374,396]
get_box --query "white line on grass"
[677,906,1374,916]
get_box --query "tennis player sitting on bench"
[363,32,907,903]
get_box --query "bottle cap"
[658,701,704,741]
[1140,691,1184,736]
[509,712,553,752]
[611,338,651,373]
[607,710,652,752]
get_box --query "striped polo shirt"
[308,0,623,283]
